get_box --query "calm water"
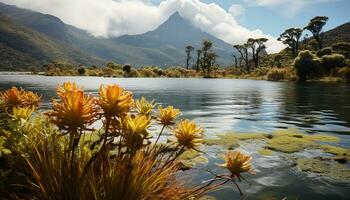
[1,75,350,199]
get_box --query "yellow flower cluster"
[44,82,204,153]
[219,150,254,178]
[122,115,151,149]
[98,84,134,118]
[135,97,155,116]
[173,119,203,150]
[11,107,36,120]
[0,87,40,109]
[48,83,98,132]
[158,106,180,126]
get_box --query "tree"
[246,38,268,69]
[278,28,303,57]
[195,50,202,72]
[293,50,321,81]
[201,39,215,75]
[185,45,194,69]
[304,16,329,50]
[234,44,249,72]
[232,54,238,68]
[122,64,131,73]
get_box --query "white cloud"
[228,4,246,18]
[1,0,285,53]
[244,0,337,17]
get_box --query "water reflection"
[1,75,350,199]
[0,75,349,135]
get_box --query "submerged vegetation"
[204,129,350,183]
[0,83,257,199]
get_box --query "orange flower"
[158,106,180,126]
[173,119,203,150]
[219,150,254,178]
[0,87,40,109]
[57,82,81,97]
[98,84,134,117]
[48,84,97,132]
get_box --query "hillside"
[322,22,350,46]
[0,2,235,68]
[0,13,104,70]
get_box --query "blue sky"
[150,0,350,37]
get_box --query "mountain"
[0,13,104,70]
[0,2,236,69]
[115,12,234,65]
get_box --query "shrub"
[106,62,122,70]
[332,42,350,58]
[267,68,285,81]
[316,47,332,57]
[77,66,86,75]
[321,54,346,74]
[339,67,350,83]
[293,50,321,81]
[123,64,132,73]
[0,84,255,199]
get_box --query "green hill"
[0,13,104,70]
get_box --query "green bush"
[339,67,350,83]
[332,42,350,59]
[122,64,132,73]
[316,47,332,57]
[293,50,321,81]
[77,67,86,75]
[267,68,285,81]
[321,54,346,74]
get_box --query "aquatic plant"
[0,82,255,199]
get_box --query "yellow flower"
[11,107,35,120]
[122,115,151,150]
[219,150,254,178]
[57,82,81,97]
[98,84,134,117]
[158,106,180,125]
[48,86,97,132]
[135,97,155,116]
[0,87,40,109]
[173,119,203,150]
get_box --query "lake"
[1,75,350,199]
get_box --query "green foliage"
[339,67,350,83]
[77,66,86,75]
[321,54,346,73]
[185,45,194,69]
[0,14,103,70]
[267,68,286,81]
[304,16,329,50]
[332,42,350,59]
[278,28,303,57]
[316,47,333,57]
[293,50,321,81]
[122,64,132,74]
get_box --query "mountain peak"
[168,11,182,19]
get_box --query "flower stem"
[154,124,165,146]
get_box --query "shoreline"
[0,72,348,83]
